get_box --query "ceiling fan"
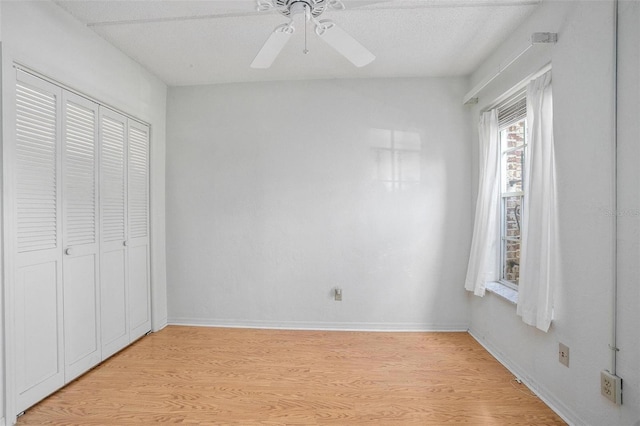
[251,0,375,69]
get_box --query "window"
[465,70,555,330]
[497,93,526,289]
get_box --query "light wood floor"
[18,326,565,425]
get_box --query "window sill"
[486,281,518,305]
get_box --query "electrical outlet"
[601,370,623,405]
[558,343,569,367]
[334,288,342,301]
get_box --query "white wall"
[166,78,471,330]
[1,0,167,422]
[467,1,640,425]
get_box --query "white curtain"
[465,110,500,296]
[517,71,558,332]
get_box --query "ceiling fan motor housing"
[276,0,327,17]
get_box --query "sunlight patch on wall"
[369,128,422,192]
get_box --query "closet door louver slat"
[16,81,58,253]
[100,115,126,243]
[128,125,148,239]
[64,101,97,247]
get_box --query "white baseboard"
[167,317,469,332]
[468,328,582,426]
[152,321,169,333]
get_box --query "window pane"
[499,115,526,288]
[502,238,520,284]
[502,195,522,285]
[500,119,526,150]
[504,195,522,239]
[503,148,524,193]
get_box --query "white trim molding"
[168,318,470,333]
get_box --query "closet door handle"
[65,248,73,255]
[123,240,128,247]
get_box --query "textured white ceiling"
[54,0,540,86]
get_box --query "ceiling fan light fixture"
[289,2,310,16]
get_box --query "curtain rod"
[463,32,557,106]
[480,62,552,113]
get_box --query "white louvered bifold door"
[61,92,101,382]
[127,120,151,341]
[14,70,65,413]
[99,107,130,359]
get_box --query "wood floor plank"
[17,326,566,425]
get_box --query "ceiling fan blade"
[315,20,375,67]
[251,25,294,69]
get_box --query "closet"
[12,69,151,414]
